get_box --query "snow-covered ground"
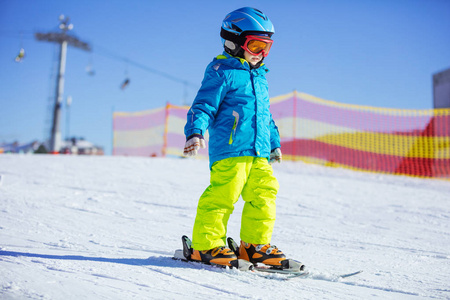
[0,154,449,299]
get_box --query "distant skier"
[183,7,288,268]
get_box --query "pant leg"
[240,157,279,244]
[192,157,252,250]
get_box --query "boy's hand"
[183,134,206,157]
[269,148,282,164]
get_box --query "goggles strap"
[220,28,246,45]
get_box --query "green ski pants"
[192,156,279,250]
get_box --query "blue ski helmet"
[220,7,275,57]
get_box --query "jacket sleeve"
[269,114,281,150]
[184,64,229,138]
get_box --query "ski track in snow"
[0,154,449,299]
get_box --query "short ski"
[173,248,309,279]
[172,236,362,280]
[173,236,307,276]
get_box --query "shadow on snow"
[0,250,179,268]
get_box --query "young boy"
[183,7,285,268]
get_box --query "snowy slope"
[0,154,449,299]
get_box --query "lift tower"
[35,15,91,153]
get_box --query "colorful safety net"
[271,92,450,179]
[113,91,450,179]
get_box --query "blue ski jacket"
[184,52,280,168]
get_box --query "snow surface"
[0,154,449,299]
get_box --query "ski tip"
[340,270,363,278]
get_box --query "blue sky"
[1,0,449,155]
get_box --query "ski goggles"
[241,35,273,57]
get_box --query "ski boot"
[238,241,287,267]
[177,235,253,270]
[190,246,238,267]
[227,237,305,271]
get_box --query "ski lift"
[120,63,130,89]
[85,64,95,76]
[14,32,25,62]
[15,48,25,62]
[85,54,95,76]
[120,78,130,90]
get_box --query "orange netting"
[113,92,450,179]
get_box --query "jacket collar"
[215,52,269,75]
